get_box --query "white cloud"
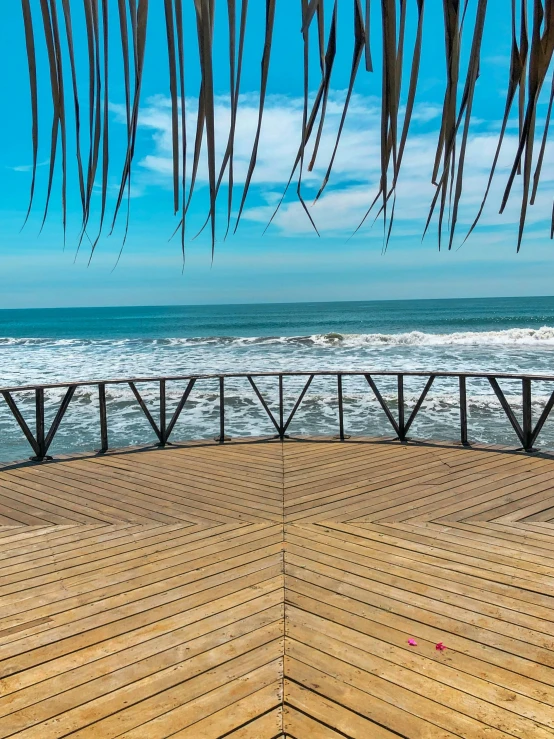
[111,91,554,243]
[8,159,50,173]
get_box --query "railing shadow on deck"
[3,434,554,477]
[2,370,554,463]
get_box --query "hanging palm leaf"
[16,0,554,257]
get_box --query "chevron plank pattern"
[1,439,554,737]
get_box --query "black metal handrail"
[1,370,553,461]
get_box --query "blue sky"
[1,1,554,308]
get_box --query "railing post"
[522,377,533,452]
[279,374,284,439]
[338,374,344,441]
[459,375,469,446]
[219,376,225,444]
[159,379,166,446]
[34,387,46,460]
[397,374,406,441]
[99,383,108,453]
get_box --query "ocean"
[2,296,554,462]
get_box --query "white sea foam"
[3,324,554,462]
[3,325,554,349]
[311,326,554,346]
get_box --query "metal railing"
[1,370,554,461]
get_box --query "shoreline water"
[2,296,554,462]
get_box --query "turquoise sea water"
[2,296,554,461]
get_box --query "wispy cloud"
[111,91,554,243]
[7,159,49,173]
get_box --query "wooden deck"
[1,438,554,737]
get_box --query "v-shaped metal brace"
[2,386,76,461]
[364,374,400,437]
[128,379,196,446]
[365,374,435,441]
[488,377,524,447]
[164,379,196,443]
[489,376,554,451]
[247,377,281,435]
[404,375,435,435]
[529,388,554,449]
[248,375,314,438]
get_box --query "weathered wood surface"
[1,438,554,737]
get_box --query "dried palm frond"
[313,0,366,204]
[297,0,320,235]
[351,0,422,245]
[264,0,337,233]
[17,0,554,258]
[499,0,554,251]
[233,0,276,234]
[462,0,528,246]
[61,0,85,218]
[164,0,180,216]
[423,0,464,250]
[37,0,62,234]
[190,0,247,242]
[195,0,217,255]
[110,0,148,247]
[423,0,488,251]
[21,0,39,227]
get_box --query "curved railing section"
[1,370,553,461]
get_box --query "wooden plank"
[283,706,346,738]
[402,520,554,558]
[353,522,554,580]
[285,564,554,685]
[0,580,284,702]
[29,463,282,523]
[0,525,261,618]
[5,467,194,525]
[287,608,554,734]
[358,466,551,523]
[286,686,400,738]
[285,548,554,655]
[381,521,554,569]
[285,530,554,627]
[0,473,158,525]
[45,459,283,523]
[74,454,284,500]
[0,560,283,672]
[93,449,284,490]
[222,707,282,738]
[0,524,276,598]
[336,462,548,522]
[0,524,162,571]
[285,661,459,738]
[306,522,554,611]
[0,538,279,619]
[322,522,554,594]
[284,455,540,523]
[285,577,554,705]
[288,637,529,738]
[1,439,553,737]
[170,683,282,738]
[0,608,283,735]
[78,657,283,739]
[0,533,283,637]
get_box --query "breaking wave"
[3,320,554,463]
[3,325,554,348]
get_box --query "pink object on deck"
[435,642,446,651]
[407,638,418,646]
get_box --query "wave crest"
[313,326,554,347]
[2,325,554,348]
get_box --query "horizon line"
[1,294,554,312]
